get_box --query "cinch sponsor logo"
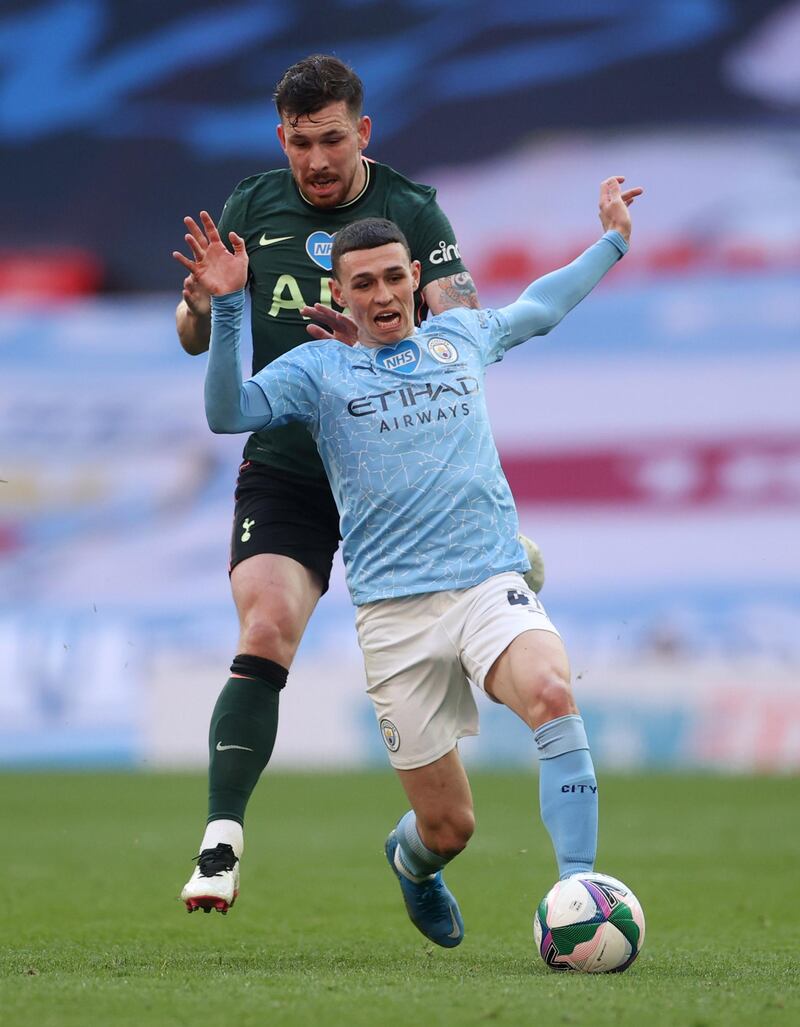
[306,231,335,271]
[347,376,480,417]
[429,239,461,265]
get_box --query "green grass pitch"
[1,771,798,1026]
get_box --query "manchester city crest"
[427,337,459,364]
[379,718,401,752]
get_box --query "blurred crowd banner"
[2,0,800,768]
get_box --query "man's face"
[277,100,371,208]
[331,243,421,348]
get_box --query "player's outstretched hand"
[598,177,643,244]
[172,211,248,296]
[182,273,211,319]
[301,303,359,346]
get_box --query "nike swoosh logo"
[447,906,461,939]
[216,742,254,752]
[259,234,294,247]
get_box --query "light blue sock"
[395,810,449,878]
[534,714,598,879]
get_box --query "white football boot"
[519,533,545,594]
[181,842,240,914]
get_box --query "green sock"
[207,663,285,824]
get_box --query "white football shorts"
[354,571,560,770]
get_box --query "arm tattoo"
[428,272,481,313]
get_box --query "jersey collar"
[354,328,418,352]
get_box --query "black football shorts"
[229,461,341,593]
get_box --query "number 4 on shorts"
[507,589,545,613]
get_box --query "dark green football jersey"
[217,158,469,478]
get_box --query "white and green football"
[534,872,645,973]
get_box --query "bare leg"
[484,628,575,728]
[395,748,475,859]
[231,552,324,668]
[386,748,473,947]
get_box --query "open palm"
[172,210,248,296]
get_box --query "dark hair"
[331,218,411,278]
[274,54,363,123]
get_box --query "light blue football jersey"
[249,307,525,603]
[207,231,627,604]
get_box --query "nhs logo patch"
[306,231,335,271]
[375,339,421,374]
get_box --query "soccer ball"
[533,872,645,973]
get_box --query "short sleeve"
[217,186,247,247]
[251,347,322,430]
[405,196,470,290]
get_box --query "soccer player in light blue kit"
[174,175,642,947]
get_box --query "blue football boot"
[384,830,464,947]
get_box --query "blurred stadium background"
[2,0,799,774]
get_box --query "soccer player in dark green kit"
[178,54,544,912]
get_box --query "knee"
[529,670,577,728]
[422,806,475,859]
[239,606,301,666]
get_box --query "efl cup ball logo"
[427,337,459,364]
